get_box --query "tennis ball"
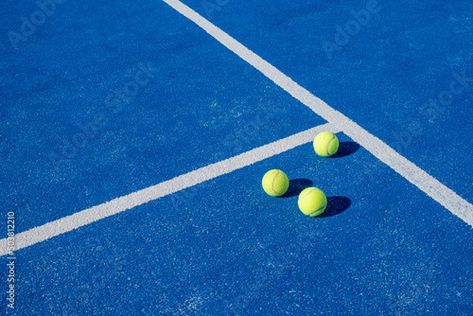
[262,169,289,197]
[313,131,339,157]
[298,187,327,217]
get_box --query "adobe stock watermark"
[201,0,229,18]
[322,0,381,59]
[392,70,473,151]
[49,62,158,165]
[222,106,284,154]
[5,211,16,312]
[7,0,68,50]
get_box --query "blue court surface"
[1,0,473,314]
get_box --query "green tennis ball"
[313,131,339,157]
[262,169,289,197]
[298,187,327,217]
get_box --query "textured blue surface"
[0,0,322,231]
[12,139,473,314]
[182,0,473,199]
[1,0,473,314]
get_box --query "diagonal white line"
[162,0,473,227]
[0,123,339,255]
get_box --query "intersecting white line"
[2,0,472,256]
[0,123,339,256]
[162,0,473,227]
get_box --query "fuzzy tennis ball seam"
[309,205,326,217]
[327,136,337,156]
[271,170,285,196]
[298,187,316,200]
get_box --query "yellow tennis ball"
[298,187,327,217]
[261,169,289,197]
[313,131,339,157]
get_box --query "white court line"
[1,1,472,256]
[0,123,338,256]
[162,0,473,227]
